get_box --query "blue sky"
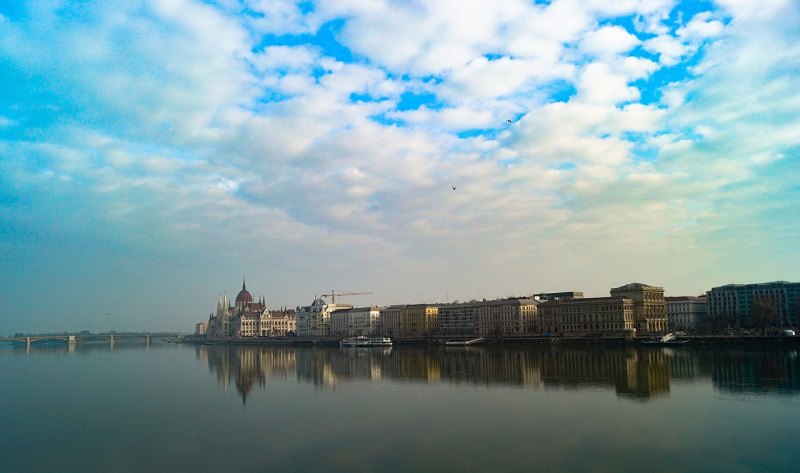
[1,0,798,334]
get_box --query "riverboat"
[642,333,690,346]
[442,337,485,346]
[340,336,393,347]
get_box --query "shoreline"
[186,334,800,347]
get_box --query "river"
[1,342,798,472]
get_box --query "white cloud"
[244,0,313,34]
[582,0,677,17]
[581,25,641,57]
[576,62,640,104]
[444,56,569,101]
[252,45,319,72]
[610,103,667,132]
[714,0,792,21]
[643,33,688,65]
[677,11,725,39]
[622,56,660,80]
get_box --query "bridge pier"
[145,335,151,345]
[68,335,76,345]
[109,335,115,345]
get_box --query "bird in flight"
[452,186,456,190]
[507,119,512,123]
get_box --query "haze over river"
[1,342,798,473]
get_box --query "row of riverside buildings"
[197,280,800,339]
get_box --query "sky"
[1,0,798,334]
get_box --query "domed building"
[207,278,265,337]
[206,278,295,338]
[235,280,254,308]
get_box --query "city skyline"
[1,0,798,334]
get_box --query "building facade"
[665,296,707,332]
[296,297,353,337]
[230,281,267,338]
[261,308,296,336]
[474,298,539,336]
[399,304,439,337]
[378,305,403,336]
[533,291,584,301]
[438,302,477,336]
[350,306,382,336]
[537,296,635,337]
[535,283,663,337]
[330,306,383,337]
[205,279,291,338]
[706,281,800,329]
[610,283,667,336]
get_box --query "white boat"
[642,333,690,346]
[340,336,393,347]
[442,337,485,346]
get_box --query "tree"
[752,297,777,335]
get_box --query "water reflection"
[0,339,160,355]
[196,344,800,401]
[710,348,800,395]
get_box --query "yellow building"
[474,298,538,336]
[538,296,635,337]
[261,309,296,336]
[400,304,439,337]
[610,283,667,336]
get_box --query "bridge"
[0,333,182,348]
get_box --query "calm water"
[1,342,799,473]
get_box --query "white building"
[296,297,353,337]
[666,296,707,332]
[195,322,207,336]
[330,306,382,336]
[329,308,352,337]
[260,309,296,336]
[350,306,382,336]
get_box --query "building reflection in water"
[196,345,800,402]
[709,348,800,395]
[197,345,296,402]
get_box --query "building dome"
[235,279,253,305]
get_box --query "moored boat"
[442,337,485,346]
[642,333,690,346]
[340,336,393,347]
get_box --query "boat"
[642,333,690,346]
[442,337,485,346]
[340,336,393,347]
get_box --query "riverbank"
[186,334,800,347]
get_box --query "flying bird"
[507,119,512,123]
[452,186,456,190]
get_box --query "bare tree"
[752,297,777,335]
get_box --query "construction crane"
[322,290,373,304]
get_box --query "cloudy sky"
[1,0,798,334]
